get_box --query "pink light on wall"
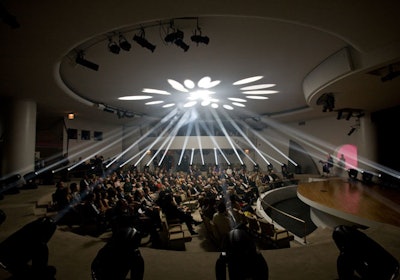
[337,144,358,170]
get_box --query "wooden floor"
[297,178,400,228]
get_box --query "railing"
[261,199,307,244]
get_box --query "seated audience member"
[332,225,399,280]
[215,225,269,280]
[158,192,201,235]
[0,217,57,279]
[91,226,144,280]
[52,181,70,211]
[212,201,234,248]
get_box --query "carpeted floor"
[1,183,399,280]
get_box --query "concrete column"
[3,99,37,177]
[357,113,377,172]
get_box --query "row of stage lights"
[76,18,210,71]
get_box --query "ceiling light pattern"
[118,75,278,112]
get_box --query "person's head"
[217,201,227,213]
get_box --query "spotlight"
[362,171,373,184]
[133,30,156,52]
[317,93,335,112]
[174,39,190,52]
[164,29,184,43]
[345,111,352,121]
[347,127,356,136]
[118,35,131,51]
[67,113,75,120]
[348,168,358,180]
[75,52,99,71]
[108,38,120,54]
[191,34,209,45]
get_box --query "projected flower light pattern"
[118,76,279,111]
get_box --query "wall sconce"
[68,113,75,120]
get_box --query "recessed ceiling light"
[211,103,219,108]
[240,84,276,90]
[246,96,269,100]
[233,76,263,85]
[162,103,175,108]
[119,95,152,100]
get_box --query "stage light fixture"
[118,34,131,51]
[164,29,184,43]
[191,34,209,45]
[108,38,120,54]
[362,171,373,184]
[345,111,352,120]
[347,127,356,136]
[133,29,156,52]
[75,52,99,71]
[348,168,358,180]
[174,39,190,52]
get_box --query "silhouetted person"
[215,225,269,280]
[332,225,399,280]
[91,226,144,280]
[0,217,57,279]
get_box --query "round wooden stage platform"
[297,178,400,228]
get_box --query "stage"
[297,178,400,229]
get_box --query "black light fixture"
[164,21,189,52]
[118,34,131,51]
[191,19,209,45]
[348,168,358,180]
[75,51,99,71]
[362,171,373,184]
[347,127,356,136]
[164,29,184,43]
[108,38,120,54]
[317,93,335,112]
[337,110,343,120]
[345,111,352,121]
[174,38,190,52]
[133,28,156,52]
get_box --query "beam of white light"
[119,145,152,167]
[210,109,243,165]
[199,118,230,165]
[259,150,284,166]
[135,115,179,167]
[178,123,193,165]
[68,126,139,171]
[190,148,195,165]
[244,122,298,166]
[109,109,178,168]
[214,148,218,165]
[195,122,205,165]
[233,141,257,165]
[158,111,192,166]
[218,111,270,165]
